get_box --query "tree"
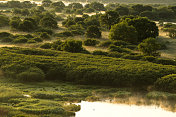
[100,10,119,30]
[50,1,65,9]
[84,18,100,27]
[109,22,138,44]
[86,25,101,38]
[115,6,129,16]
[68,3,83,9]
[90,2,106,11]
[138,37,160,56]
[140,11,158,20]
[124,17,159,42]
[40,16,57,29]
[19,19,35,32]
[42,0,52,7]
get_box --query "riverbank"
[0,77,176,117]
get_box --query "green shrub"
[51,40,63,50]
[107,52,126,58]
[40,32,50,40]
[35,28,53,35]
[0,32,11,38]
[1,47,176,87]
[70,30,84,36]
[40,43,52,49]
[125,45,137,50]
[155,58,176,65]
[32,37,43,42]
[84,39,100,46]
[31,92,61,99]
[108,45,131,53]
[121,54,143,60]
[24,34,34,39]
[54,31,73,37]
[27,40,37,43]
[13,36,28,43]
[1,37,13,43]
[143,56,156,62]
[155,74,176,93]
[99,40,112,47]
[61,40,83,53]
[17,67,45,82]
[92,50,108,56]
[113,40,130,46]
[85,25,101,38]
[138,37,160,56]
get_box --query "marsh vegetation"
[0,0,176,116]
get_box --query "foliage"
[99,40,112,47]
[40,43,52,49]
[138,38,160,56]
[0,47,176,87]
[100,10,119,29]
[61,40,83,53]
[109,22,138,44]
[155,74,176,93]
[124,17,159,42]
[85,25,101,38]
[0,15,9,27]
[17,67,45,82]
[84,39,100,46]
[92,50,108,56]
[108,45,131,53]
[40,16,57,29]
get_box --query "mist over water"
[76,101,176,117]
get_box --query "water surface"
[76,101,176,117]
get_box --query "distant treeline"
[63,0,176,4]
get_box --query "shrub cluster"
[0,47,176,88]
[84,39,100,46]
[155,74,176,93]
[0,32,50,44]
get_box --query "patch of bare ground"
[157,26,176,59]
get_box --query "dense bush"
[155,74,176,93]
[1,47,176,87]
[13,36,28,43]
[99,40,112,47]
[121,54,143,60]
[142,56,156,62]
[17,67,45,82]
[92,50,108,56]
[113,40,130,47]
[61,40,83,53]
[40,43,52,49]
[109,22,138,44]
[84,39,100,46]
[108,45,131,53]
[154,58,176,65]
[85,25,101,38]
[138,37,160,56]
[54,31,73,37]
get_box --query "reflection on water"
[76,101,176,117]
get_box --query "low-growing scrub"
[1,47,176,87]
[155,74,176,93]
[84,38,100,46]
